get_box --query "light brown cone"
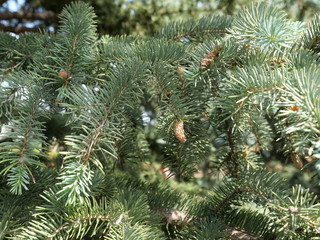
[200,45,223,70]
[177,66,184,77]
[174,120,187,143]
[58,70,68,79]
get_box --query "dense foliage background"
[1,0,320,35]
[1,0,320,193]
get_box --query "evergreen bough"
[0,2,320,239]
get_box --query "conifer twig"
[225,227,263,240]
[0,11,56,20]
[0,23,41,34]
[173,29,230,40]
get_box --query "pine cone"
[200,45,223,71]
[174,119,187,143]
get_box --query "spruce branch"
[302,14,320,51]
[50,2,97,96]
[157,15,232,40]
[0,72,48,195]
[1,2,320,239]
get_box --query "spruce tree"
[1,2,320,239]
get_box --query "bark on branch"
[0,10,57,20]
[0,23,41,34]
[0,0,8,7]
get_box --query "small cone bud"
[58,70,68,79]
[177,66,184,77]
[165,210,189,224]
[243,149,250,156]
[290,105,299,111]
[291,152,303,168]
[174,120,186,143]
[288,206,298,213]
[202,112,209,119]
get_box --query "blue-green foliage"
[0,2,320,240]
